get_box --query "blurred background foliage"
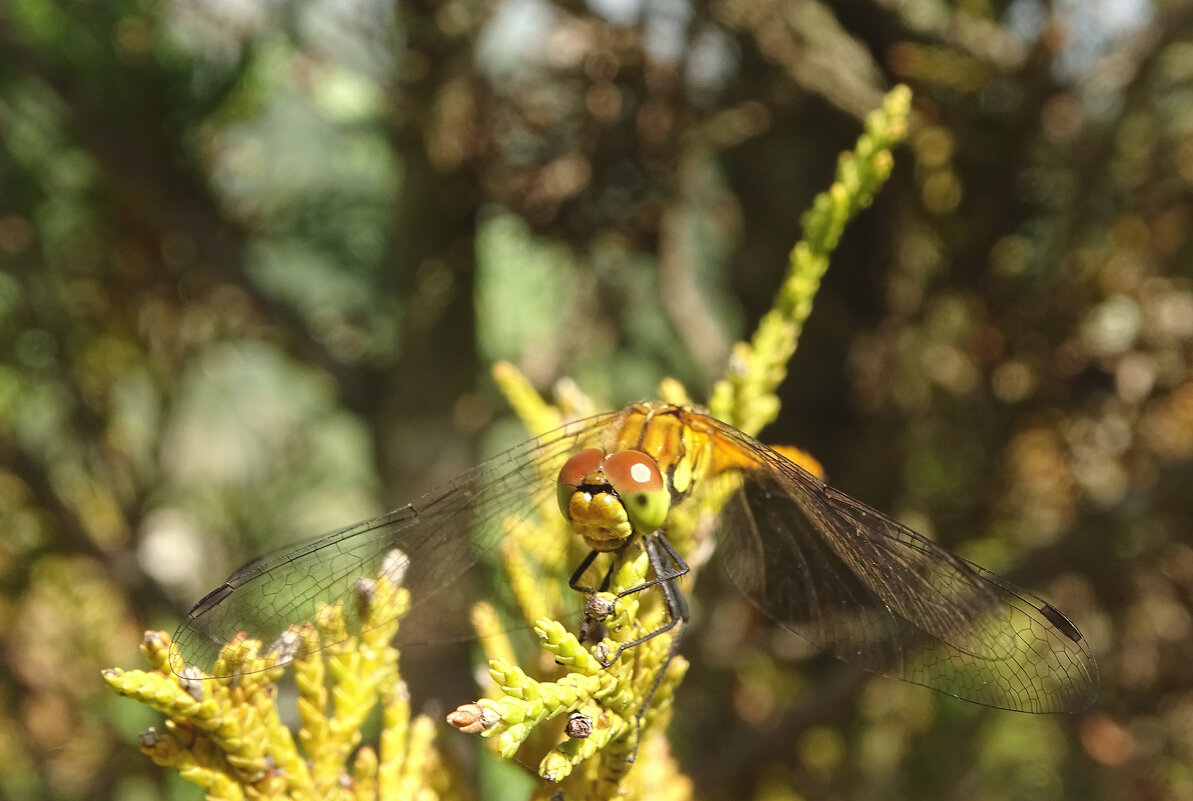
[0,0,1191,799]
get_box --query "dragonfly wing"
[173,506,435,673]
[705,423,1097,713]
[172,411,621,677]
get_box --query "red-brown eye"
[557,448,606,518]
[558,448,605,488]
[601,450,664,493]
[602,450,669,533]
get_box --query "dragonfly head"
[557,448,670,551]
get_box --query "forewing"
[702,419,1098,713]
[171,411,623,677]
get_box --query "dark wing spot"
[187,582,236,618]
[1041,602,1083,643]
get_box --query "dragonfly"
[173,402,1098,715]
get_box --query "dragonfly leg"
[568,548,614,594]
[594,532,691,667]
[602,533,692,767]
[618,622,687,768]
[570,550,620,643]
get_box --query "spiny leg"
[570,549,618,643]
[606,532,692,766]
[595,531,690,665]
[566,532,692,766]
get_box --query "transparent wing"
[174,401,1098,713]
[171,410,626,677]
[696,415,1098,713]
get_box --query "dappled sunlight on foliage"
[0,0,1191,799]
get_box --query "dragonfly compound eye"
[557,448,606,519]
[601,450,669,534]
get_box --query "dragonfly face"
[556,448,670,551]
[174,401,1098,715]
